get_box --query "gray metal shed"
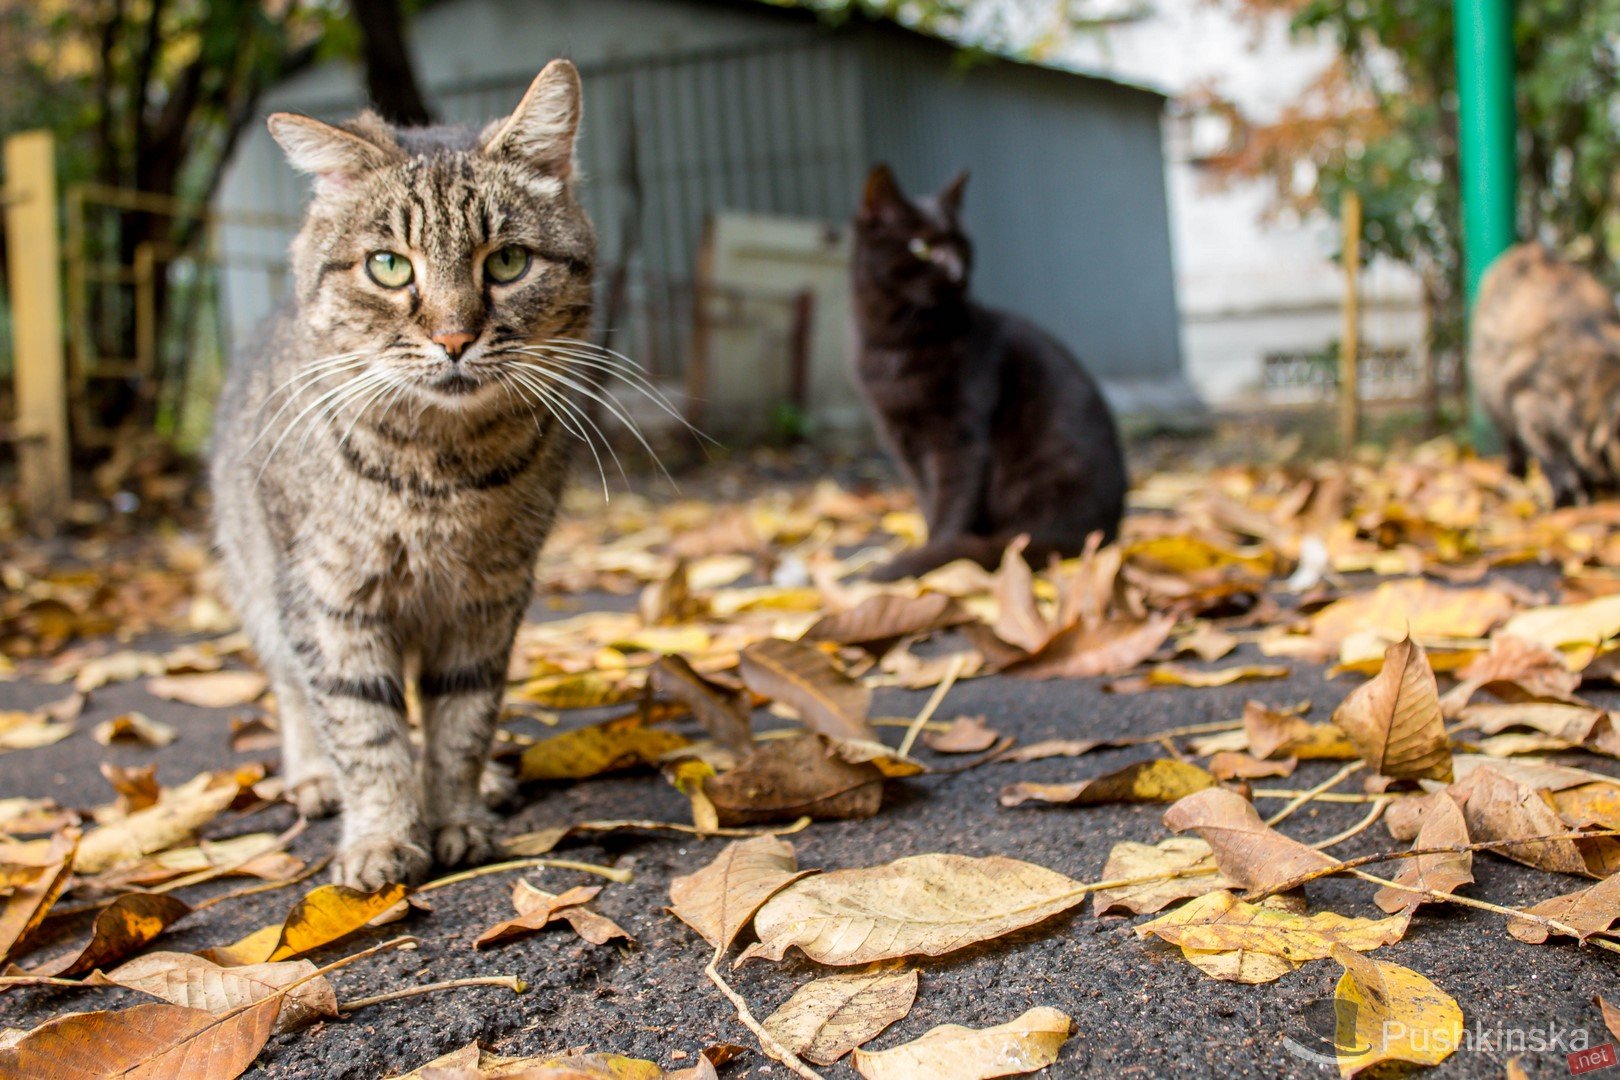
[215,0,1197,436]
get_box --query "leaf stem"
[417,856,630,893]
[1263,761,1364,827]
[898,654,965,758]
[340,975,525,1012]
[704,942,825,1080]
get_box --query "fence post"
[4,130,70,531]
[1339,190,1362,455]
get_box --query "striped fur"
[211,62,595,888]
[1471,242,1620,507]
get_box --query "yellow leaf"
[1310,579,1513,646]
[1000,759,1215,808]
[762,964,918,1066]
[203,882,406,965]
[518,715,691,781]
[1331,947,1463,1077]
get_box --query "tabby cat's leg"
[419,599,524,867]
[299,623,428,889]
[275,675,339,818]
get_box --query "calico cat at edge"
[211,62,594,889]
[1471,241,1620,506]
[851,164,1127,581]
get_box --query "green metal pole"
[1455,0,1517,450]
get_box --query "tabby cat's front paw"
[332,834,431,890]
[433,818,498,868]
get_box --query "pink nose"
[432,330,476,358]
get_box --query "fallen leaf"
[1132,663,1290,690]
[923,716,1000,754]
[1373,792,1472,914]
[1330,636,1453,781]
[1455,702,1620,757]
[1439,634,1582,715]
[146,670,267,709]
[1161,787,1338,895]
[738,639,876,743]
[1506,872,1620,943]
[988,537,1058,654]
[705,735,885,826]
[27,892,192,977]
[88,952,337,1034]
[518,714,691,782]
[801,594,969,651]
[1598,996,1620,1043]
[1500,593,1620,656]
[228,716,279,754]
[203,882,407,965]
[740,853,1084,966]
[0,709,74,752]
[1009,615,1175,681]
[77,772,241,874]
[1092,837,1231,916]
[475,880,629,949]
[1176,624,1238,662]
[0,996,281,1079]
[996,739,1106,763]
[1244,701,1358,761]
[849,1006,1071,1080]
[1309,579,1512,646]
[649,656,754,754]
[1136,891,1410,984]
[1448,766,1596,877]
[0,832,76,964]
[668,835,811,951]
[1208,752,1296,781]
[762,964,919,1065]
[92,712,177,748]
[1330,947,1463,1077]
[72,651,165,693]
[1000,759,1215,808]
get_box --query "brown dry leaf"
[1309,579,1513,646]
[738,639,876,743]
[849,1006,1071,1080]
[1176,624,1238,662]
[27,892,192,978]
[1010,615,1175,681]
[1499,593,1620,656]
[649,656,754,754]
[1161,787,1339,895]
[1552,783,1620,830]
[1243,701,1357,761]
[1092,837,1231,916]
[1455,702,1620,756]
[1137,663,1290,690]
[1373,792,1473,915]
[704,735,884,826]
[83,833,302,893]
[1330,948,1463,1078]
[1330,636,1453,781]
[1208,752,1296,781]
[0,798,76,836]
[92,712,177,748]
[518,714,691,782]
[739,853,1084,966]
[1439,634,1582,716]
[1000,759,1216,808]
[923,716,1000,754]
[70,652,166,693]
[761,963,919,1065]
[202,882,407,965]
[1448,766,1597,877]
[146,670,267,709]
[0,708,75,752]
[668,835,812,951]
[996,739,1106,763]
[801,594,969,651]
[76,772,241,874]
[1450,753,1618,793]
[475,880,630,949]
[0,832,76,965]
[1598,996,1620,1043]
[1506,872,1620,944]
[0,996,282,1079]
[101,762,162,815]
[88,952,337,1035]
[1135,890,1410,984]
[987,536,1056,654]
[228,716,279,754]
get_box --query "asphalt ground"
[2,592,1619,1078]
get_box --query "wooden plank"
[4,130,70,529]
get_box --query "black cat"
[851,164,1127,581]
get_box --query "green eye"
[485,245,532,284]
[366,251,413,288]
[908,237,932,260]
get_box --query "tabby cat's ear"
[937,170,970,219]
[481,60,582,178]
[267,112,397,194]
[861,164,907,224]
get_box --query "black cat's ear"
[937,169,970,219]
[861,164,907,224]
[268,112,398,195]
[482,59,582,178]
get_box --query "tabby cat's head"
[854,164,972,306]
[269,60,595,409]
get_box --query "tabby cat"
[212,62,596,889]
[851,164,1127,581]
[1471,242,1620,506]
